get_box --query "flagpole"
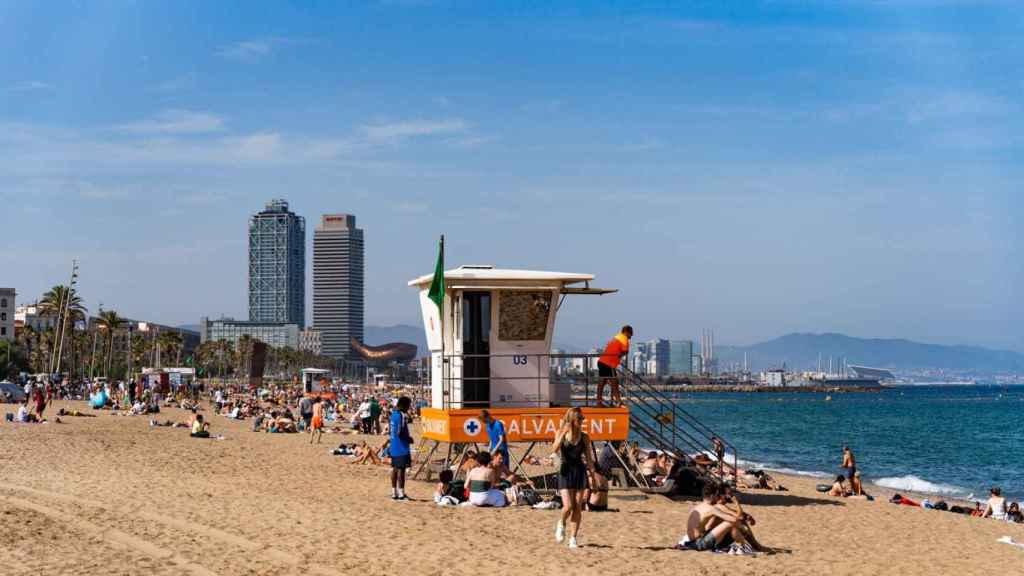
[439,234,445,410]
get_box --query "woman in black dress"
[550,407,595,549]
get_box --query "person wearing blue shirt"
[389,396,414,500]
[481,410,510,468]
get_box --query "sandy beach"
[2,400,1021,576]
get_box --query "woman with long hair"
[550,407,595,548]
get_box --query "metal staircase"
[617,367,738,488]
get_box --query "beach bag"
[933,501,948,511]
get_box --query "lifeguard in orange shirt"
[596,325,633,406]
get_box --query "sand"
[1,400,1021,576]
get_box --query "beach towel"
[997,536,1024,550]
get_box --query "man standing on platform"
[481,410,510,467]
[596,325,633,407]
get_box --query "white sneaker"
[568,537,578,549]
[555,522,565,543]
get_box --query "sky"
[1,1,1021,352]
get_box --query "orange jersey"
[598,333,630,368]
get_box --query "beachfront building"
[200,317,299,349]
[0,288,14,340]
[668,339,694,376]
[312,213,364,359]
[299,328,322,356]
[249,199,305,328]
[14,304,57,332]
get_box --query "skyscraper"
[248,199,305,329]
[313,214,364,359]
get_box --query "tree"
[97,310,125,378]
[158,331,184,367]
[39,285,87,375]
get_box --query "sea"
[663,384,1024,502]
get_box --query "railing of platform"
[435,352,737,481]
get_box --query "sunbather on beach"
[466,451,507,507]
[828,475,850,497]
[981,487,1007,520]
[190,414,210,438]
[56,408,96,418]
[584,469,609,512]
[686,484,753,552]
[641,452,662,486]
[718,485,769,552]
[434,469,461,506]
[850,471,867,497]
[352,441,383,465]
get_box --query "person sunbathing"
[190,415,211,438]
[850,471,867,497]
[981,487,1008,520]
[828,475,850,497]
[352,441,382,465]
[584,469,610,512]
[641,452,662,486]
[57,408,96,418]
[458,451,479,475]
[434,469,461,505]
[718,486,770,552]
[465,451,507,507]
[686,484,754,553]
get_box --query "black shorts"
[392,454,411,469]
[598,363,616,379]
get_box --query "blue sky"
[2,1,1021,352]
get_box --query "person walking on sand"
[309,397,324,444]
[596,325,632,407]
[841,446,856,482]
[389,396,414,500]
[550,407,595,549]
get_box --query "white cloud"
[217,39,275,61]
[362,119,468,142]
[9,81,49,92]
[115,109,226,135]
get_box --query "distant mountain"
[716,333,1024,373]
[365,324,427,357]
[177,324,201,333]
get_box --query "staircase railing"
[617,366,738,485]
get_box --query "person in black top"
[549,407,595,549]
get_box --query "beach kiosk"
[408,265,630,473]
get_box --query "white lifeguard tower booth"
[301,368,331,397]
[408,265,630,450]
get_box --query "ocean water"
[658,385,1024,501]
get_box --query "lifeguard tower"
[301,368,334,399]
[409,265,628,447]
[408,263,740,492]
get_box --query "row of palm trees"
[10,285,189,381]
[6,284,340,382]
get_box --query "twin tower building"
[246,199,364,360]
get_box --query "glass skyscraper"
[313,213,364,359]
[248,199,305,329]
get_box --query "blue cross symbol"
[464,418,481,436]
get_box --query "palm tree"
[39,285,87,374]
[96,310,124,378]
[158,331,184,367]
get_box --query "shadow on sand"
[735,492,845,508]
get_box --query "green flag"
[427,236,444,311]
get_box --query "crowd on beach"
[5,369,1022,558]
